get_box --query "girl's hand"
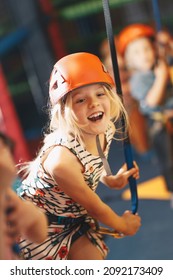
[121,210,141,236]
[154,59,169,80]
[101,161,139,189]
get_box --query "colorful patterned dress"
[18,124,114,260]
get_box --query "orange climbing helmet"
[117,23,155,56]
[49,52,114,105]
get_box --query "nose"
[88,97,100,109]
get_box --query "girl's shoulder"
[43,142,84,178]
[41,134,83,170]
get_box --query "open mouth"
[87,112,104,122]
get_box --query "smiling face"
[70,84,111,136]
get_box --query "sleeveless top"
[18,124,114,260]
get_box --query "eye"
[97,92,105,97]
[76,98,85,104]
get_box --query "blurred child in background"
[117,24,173,202]
[0,132,48,259]
[99,37,150,156]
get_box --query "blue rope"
[152,0,162,32]
[123,140,138,214]
[102,0,138,214]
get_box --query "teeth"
[88,112,104,122]
[88,112,103,119]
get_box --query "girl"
[0,132,48,259]
[18,52,141,260]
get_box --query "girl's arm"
[44,146,141,236]
[145,59,169,107]
[6,189,48,244]
[19,200,48,243]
